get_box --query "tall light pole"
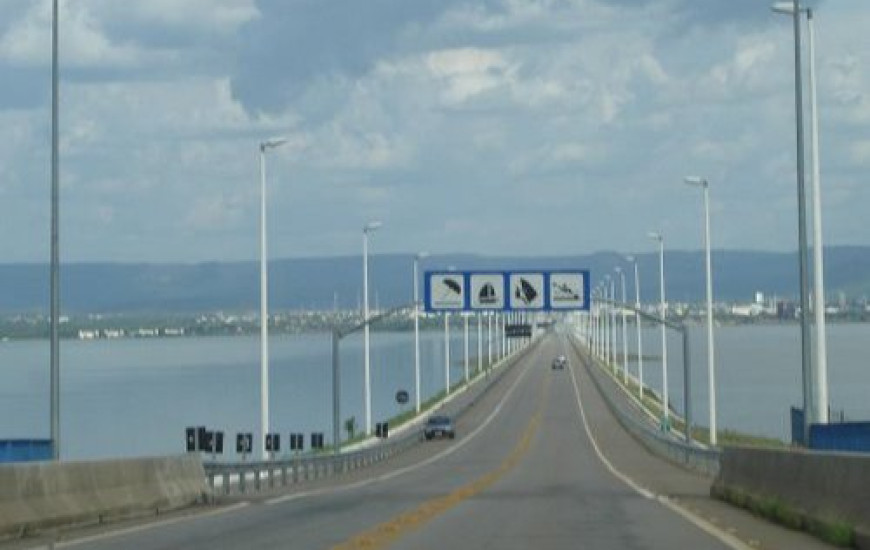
[685,176,718,445]
[771,1,814,438]
[609,276,617,370]
[649,231,669,425]
[593,285,601,359]
[501,313,507,359]
[413,252,428,414]
[463,313,470,383]
[50,0,61,461]
[602,275,613,363]
[627,255,644,400]
[258,136,288,458]
[772,1,828,427]
[487,313,493,367]
[616,267,629,385]
[363,220,382,436]
[477,313,483,375]
[444,313,451,393]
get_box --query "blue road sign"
[424,270,589,312]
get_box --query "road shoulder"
[568,344,836,550]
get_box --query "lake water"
[1,323,868,459]
[0,328,488,460]
[606,322,870,441]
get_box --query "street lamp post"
[487,313,493,367]
[772,0,828,429]
[413,252,428,414]
[627,256,644,400]
[501,314,507,359]
[616,267,629,385]
[464,313,470,382]
[363,221,382,436]
[649,232,669,426]
[602,283,608,363]
[50,0,61,461]
[477,313,483,375]
[776,0,814,439]
[685,176,718,445]
[444,313,451,393]
[593,286,601,359]
[258,136,288,459]
[609,277,617,370]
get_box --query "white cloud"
[850,141,870,166]
[115,0,259,34]
[2,0,870,262]
[0,1,143,67]
[703,32,781,98]
[426,48,515,105]
[184,192,244,231]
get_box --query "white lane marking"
[35,502,251,549]
[565,349,656,500]
[657,496,753,550]
[564,342,752,550]
[266,355,536,506]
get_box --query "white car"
[552,355,568,369]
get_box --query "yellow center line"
[331,371,551,550]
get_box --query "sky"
[0,0,868,263]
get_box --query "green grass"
[713,485,855,547]
[316,361,499,455]
[594,355,787,448]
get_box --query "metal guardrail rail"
[203,428,422,495]
[203,336,544,495]
[568,335,721,477]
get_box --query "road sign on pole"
[425,270,589,313]
[425,273,466,311]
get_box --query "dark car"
[424,415,456,440]
[552,355,567,369]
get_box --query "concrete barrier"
[0,454,209,538]
[712,446,870,542]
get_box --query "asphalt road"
[14,332,830,550]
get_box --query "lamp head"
[364,221,383,233]
[771,2,806,15]
[648,231,662,242]
[684,176,708,188]
[260,136,289,151]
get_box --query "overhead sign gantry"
[424,270,590,312]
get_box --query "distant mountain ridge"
[2,247,869,314]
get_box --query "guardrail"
[204,335,544,495]
[204,428,422,495]
[569,335,721,477]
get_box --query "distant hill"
[2,247,869,314]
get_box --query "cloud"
[851,142,870,166]
[0,0,867,263]
[0,1,143,68]
[184,192,245,231]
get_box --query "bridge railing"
[569,335,721,477]
[203,427,423,495]
[203,334,544,495]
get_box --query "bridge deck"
[5,333,834,549]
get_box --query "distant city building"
[777,301,797,320]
